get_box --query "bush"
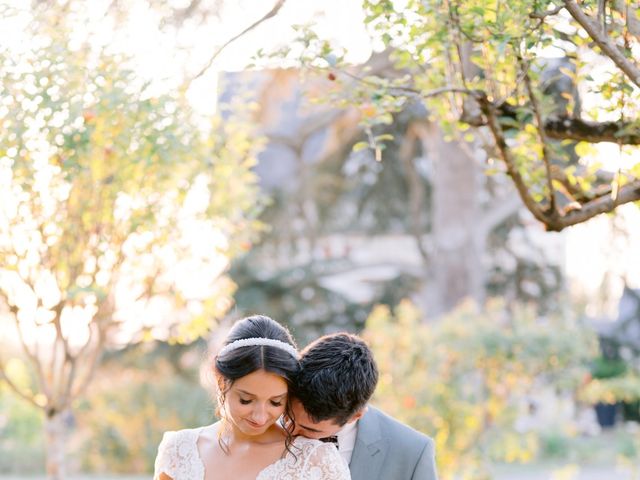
[591,357,627,379]
[579,355,640,406]
[363,299,595,480]
[1,342,215,475]
[580,374,640,405]
[73,345,213,474]
[0,384,45,473]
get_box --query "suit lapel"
[349,408,387,480]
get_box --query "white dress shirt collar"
[336,418,359,464]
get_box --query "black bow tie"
[319,435,339,449]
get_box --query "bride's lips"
[245,419,268,429]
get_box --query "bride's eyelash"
[238,398,282,407]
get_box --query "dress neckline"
[194,426,313,480]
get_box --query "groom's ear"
[347,406,368,424]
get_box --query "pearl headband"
[218,337,299,359]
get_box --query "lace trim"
[154,429,350,480]
[258,436,351,479]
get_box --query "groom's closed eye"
[298,424,323,434]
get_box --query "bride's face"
[224,369,288,437]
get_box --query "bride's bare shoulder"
[195,422,221,447]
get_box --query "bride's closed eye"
[239,398,283,407]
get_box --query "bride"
[154,314,350,480]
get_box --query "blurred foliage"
[363,299,597,480]
[0,26,263,343]
[591,356,628,379]
[0,371,44,473]
[231,253,414,344]
[230,90,564,337]
[580,374,640,405]
[3,316,640,475]
[279,0,640,230]
[579,341,640,406]
[0,6,264,476]
[485,215,564,314]
[72,342,214,474]
[0,340,214,474]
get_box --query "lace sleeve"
[154,431,178,480]
[303,442,351,480]
[153,429,204,480]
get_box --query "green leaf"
[353,141,371,152]
[374,134,394,142]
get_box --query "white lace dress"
[154,427,351,480]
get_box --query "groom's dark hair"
[293,332,378,426]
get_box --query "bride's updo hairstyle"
[214,315,299,451]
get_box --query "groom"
[290,332,438,480]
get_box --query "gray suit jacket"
[349,407,438,480]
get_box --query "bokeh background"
[1,1,640,479]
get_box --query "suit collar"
[349,407,387,478]
[355,406,383,447]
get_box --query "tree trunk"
[44,410,69,480]
[423,124,485,316]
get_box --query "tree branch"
[476,93,551,225]
[189,0,286,83]
[563,0,640,87]
[466,98,640,144]
[52,303,71,362]
[612,0,640,40]
[544,116,640,144]
[522,58,557,214]
[334,66,474,100]
[558,179,640,228]
[0,360,40,408]
[549,164,613,204]
[529,4,564,19]
[70,328,104,403]
[477,91,640,230]
[10,304,52,399]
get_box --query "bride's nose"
[251,404,268,424]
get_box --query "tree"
[289,0,640,231]
[0,13,262,480]
[221,63,564,318]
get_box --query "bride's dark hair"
[214,314,299,455]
